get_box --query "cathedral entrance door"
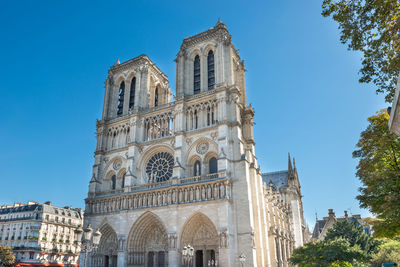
[157,251,165,267]
[104,255,109,267]
[111,255,118,267]
[147,251,154,267]
[195,250,203,267]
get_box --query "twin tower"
[84,21,307,267]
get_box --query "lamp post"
[239,253,246,267]
[182,244,194,267]
[75,224,102,267]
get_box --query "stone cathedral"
[83,21,308,267]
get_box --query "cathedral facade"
[83,21,307,267]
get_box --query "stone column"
[168,250,178,267]
[201,54,207,92]
[123,79,131,114]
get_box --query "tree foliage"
[0,246,15,266]
[325,220,379,254]
[322,0,400,102]
[353,109,400,237]
[370,239,400,266]
[289,238,367,266]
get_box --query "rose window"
[146,152,174,183]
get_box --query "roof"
[262,170,289,189]
[312,220,327,239]
[0,204,41,215]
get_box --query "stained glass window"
[146,152,174,182]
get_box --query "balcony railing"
[92,171,226,197]
[86,171,231,215]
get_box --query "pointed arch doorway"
[181,213,219,267]
[126,212,169,267]
[92,224,118,267]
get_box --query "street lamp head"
[75,226,83,242]
[92,228,102,246]
[182,245,188,256]
[189,245,194,257]
[84,224,93,242]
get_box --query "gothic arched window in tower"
[122,173,126,188]
[207,50,215,90]
[194,55,201,94]
[194,160,201,176]
[117,81,125,116]
[207,107,211,126]
[111,175,116,190]
[209,157,217,174]
[194,110,198,129]
[154,86,159,107]
[129,77,136,109]
[146,152,174,183]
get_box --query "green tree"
[289,238,367,266]
[353,109,400,237]
[370,239,400,266]
[0,246,15,266]
[322,0,400,102]
[325,220,379,254]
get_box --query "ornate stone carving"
[113,159,122,170]
[168,233,177,249]
[219,230,228,248]
[186,137,192,145]
[210,131,218,140]
[196,142,209,155]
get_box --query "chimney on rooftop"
[344,210,348,218]
[328,209,335,217]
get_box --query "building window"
[122,174,126,188]
[194,55,200,94]
[154,87,159,107]
[209,157,218,174]
[207,50,215,89]
[111,175,116,190]
[194,110,198,129]
[117,81,125,116]
[146,152,174,183]
[194,160,201,176]
[129,77,136,109]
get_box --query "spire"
[288,153,293,172]
[115,58,120,65]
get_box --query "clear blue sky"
[0,0,386,228]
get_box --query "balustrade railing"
[93,172,226,197]
[86,172,230,215]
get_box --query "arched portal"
[181,213,219,267]
[127,212,168,267]
[92,224,118,267]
